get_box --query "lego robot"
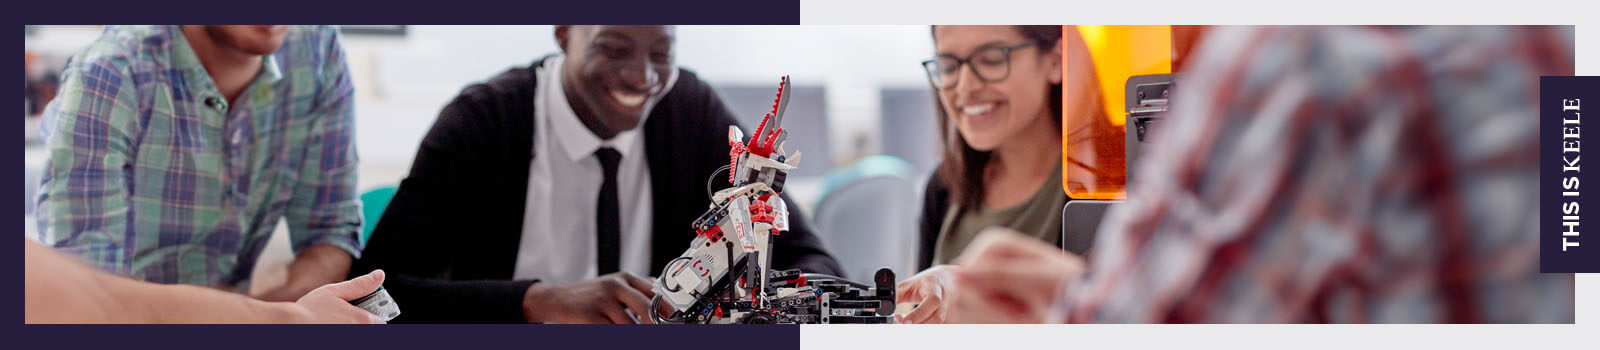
[649,76,896,324]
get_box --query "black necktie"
[595,147,622,276]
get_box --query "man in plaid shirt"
[34,25,361,301]
[939,26,1574,323]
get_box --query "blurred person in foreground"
[33,25,361,301]
[925,26,1575,323]
[25,240,383,324]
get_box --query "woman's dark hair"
[931,25,1064,209]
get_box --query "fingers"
[897,265,957,303]
[947,268,1043,324]
[621,273,656,298]
[615,286,654,324]
[654,297,679,320]
[957,266,1054,309]
[898,294,944,324]
[897,270,952,324]
[291,292,388,324]
[324,269,386,301]
[598,273,654,324]
[949,228,1084,316]
[895,280,922,303]
[950,267,1064,323]
[940,230,1068,326]
[950,286,1030,323]
[961,244,1084,302]
[599,305,634,324]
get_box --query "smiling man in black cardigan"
[350,25,843,323]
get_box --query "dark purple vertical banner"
[1541,76,1599,273]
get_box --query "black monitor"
[1060,200,1120,254]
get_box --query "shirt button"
[205,96,226,111]
[232,129,244,145]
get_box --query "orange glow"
[1061,25,1171,200]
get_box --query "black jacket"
[350,58,843,323]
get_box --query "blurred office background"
[24,25,942,289]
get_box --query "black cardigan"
[350,57,843,323]
[917,172,950,272]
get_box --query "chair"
[811,158,919,280]
[358,186,399,246]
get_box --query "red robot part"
[727,136,747,184]
[746,77,787,158]
[696,225,723,242]
[749,199,775,225]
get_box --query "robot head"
[727,76,801,189]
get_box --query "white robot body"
[650,76,896,324]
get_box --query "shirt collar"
[541,55,679,163]
[168,25,284,104]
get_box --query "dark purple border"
[19,324,799,349]
[1540,76,1599,273]
[12,0,801,347]
[17,0,800,25]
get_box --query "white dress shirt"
[513,56,678,282]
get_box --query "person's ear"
[1047,39,1063,85]
[555,25,571,54]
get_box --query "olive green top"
[932,164,1066,265]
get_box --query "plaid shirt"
[34,25,361,287]
[1062,26,1574,323]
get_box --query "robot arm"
[650,76,895,324]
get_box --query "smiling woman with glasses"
[896,25,1072,324]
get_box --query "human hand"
[947,227,1086,323]
[284,269,387,324]
[522,272,656,324]
[256,244,356,302]
[894,265,961,324]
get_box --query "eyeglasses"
[922,40,1037,89]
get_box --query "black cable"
[650,295,686,324]
[707,164,732,199]
[658,256,693,293]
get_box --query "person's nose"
[951,63,983,102]
[619,59,661,92]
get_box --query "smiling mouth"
[610,88,648,108]
[960,103,995,116]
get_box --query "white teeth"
[961,104,994,116]
[611,90,647,107]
